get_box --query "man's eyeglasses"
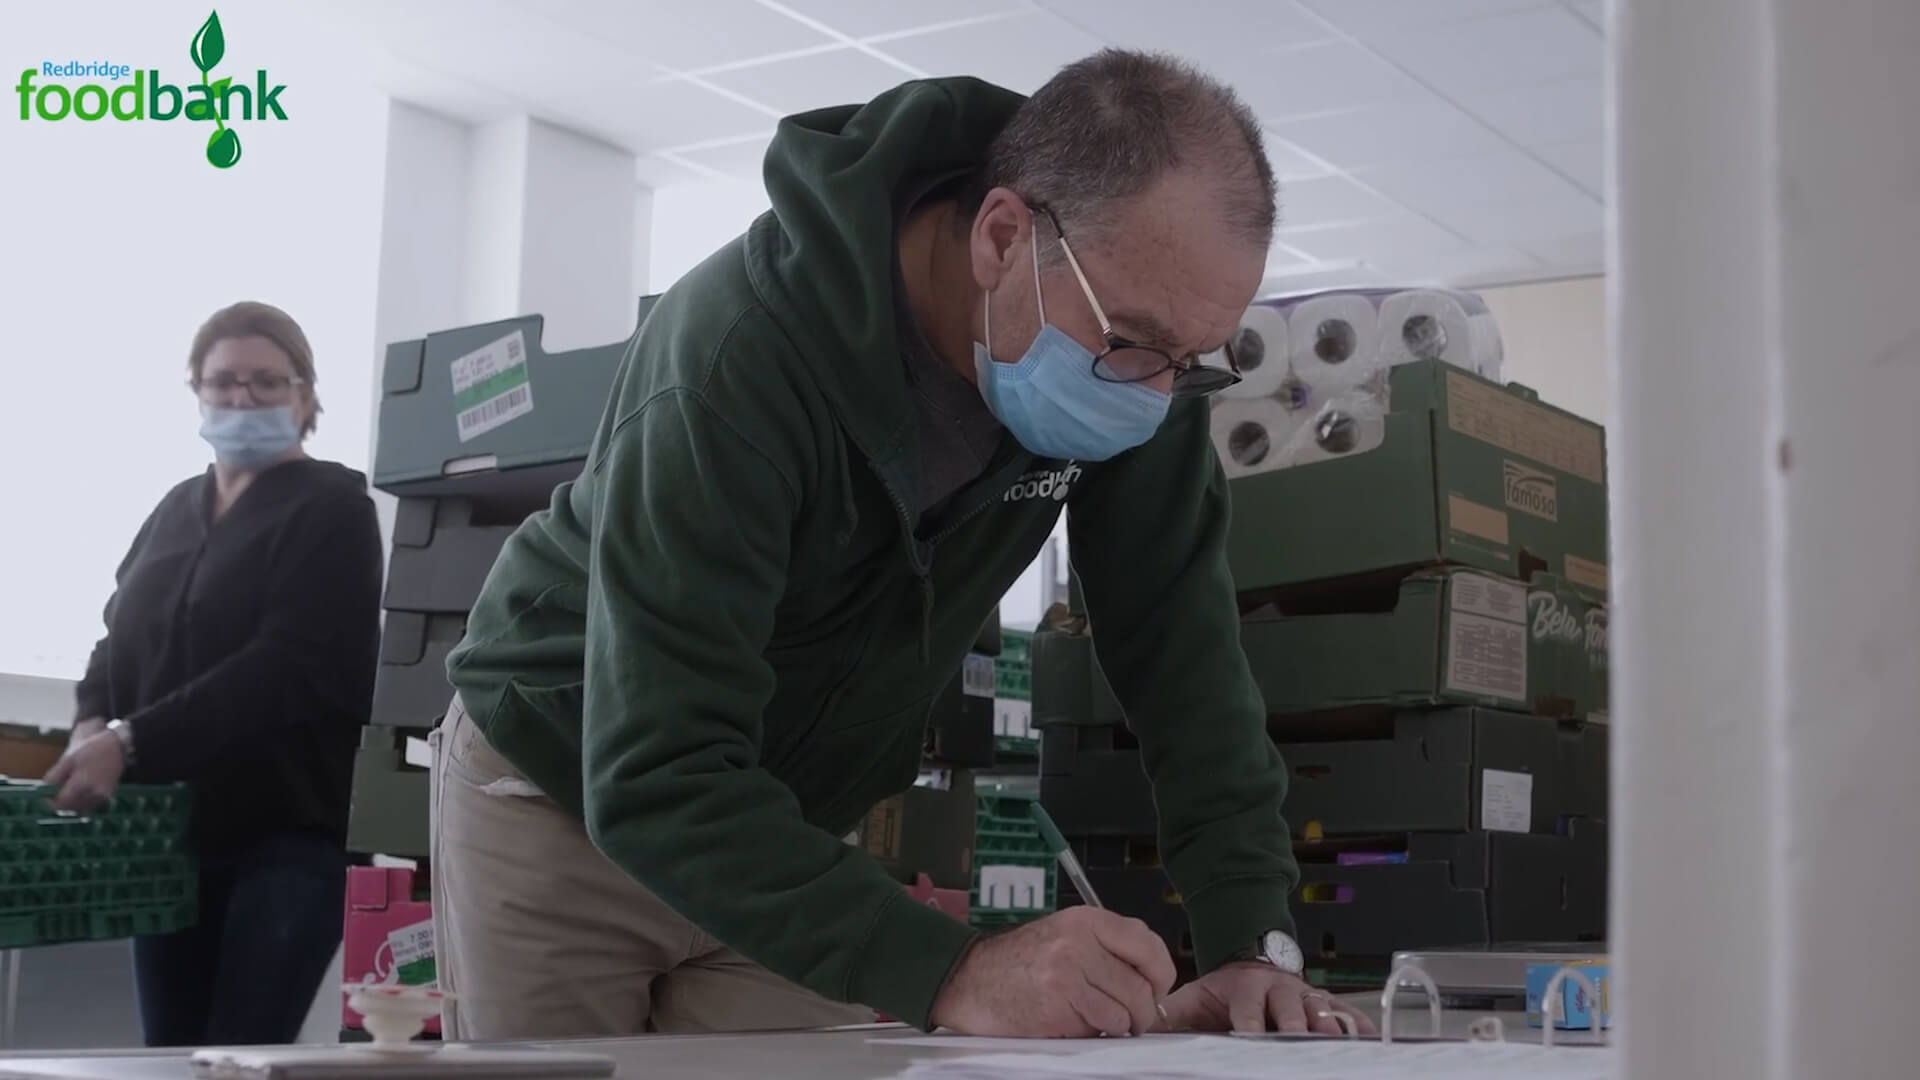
[1030,202,1243,400]
[190,372,304,403]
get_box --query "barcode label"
[456,385,530,436]
[450,329,534,442]
[962,654,996,698]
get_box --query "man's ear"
[969,187,1033,294]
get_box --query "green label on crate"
[450,329,533,442]
[387,919,436,986]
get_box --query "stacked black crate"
[1035,350,1613,990]
[350,298,656,864]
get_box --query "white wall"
[648,181,773,289]
[1479,275,1609,426]
[0,3,389,681]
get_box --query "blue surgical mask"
[199,403,301,467]
[973,236,1170,462]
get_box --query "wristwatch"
[1240,929,1304,975]
[105,718,137,767]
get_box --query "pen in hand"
[1029,801,1173,1030]
[1028,800,1103,910]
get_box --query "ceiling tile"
[569,77,777,152]
[1276,175,1406,228]
[346,0,634,102]
[1360,149,1596,216]
[635,154,715,189]
[1523,228,1607,270]
[1278,216,1474,265]
[675,133,778,180]
[1431,198,1604,248]
[1363,6,1601,98]
[1456,76,1602,146]
[1532,140,1603,196]
[873,11,1108,94]
[769,0,1027,39]
[516,0,836,70]
[1271,101,1512,172]
[1221,40,1440,122]
[1296,0,1553,36]
[1569,1,1606,31]
[1260,136,1333,182]
[705,48,914,113]
[1427,246,1548,286]
[1037,0,1333,60]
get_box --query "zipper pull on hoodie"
[918,576,935,664]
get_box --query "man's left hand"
[44,731,128,813]
[1156,962,1377,1036]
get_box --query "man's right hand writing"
[928,906,1177,1037]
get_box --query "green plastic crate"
[994,662,1032,702]
[1000,629,1033,668]
[971,788,1055,927]
[0,782,197,948]
[991,645,1036,758]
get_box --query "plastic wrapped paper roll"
[1466,311,1506,382]
[1285,292,1383,388]
[1209,397,1299,479]
[1378,289,1480,369]
[1219,303,1292,400]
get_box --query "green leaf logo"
[191,11,226,71]
[207,126,242,168]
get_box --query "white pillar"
[461,115,645,350]
[1613,1,1920,1077]
[368,100,650,492]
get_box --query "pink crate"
[342,866,439,1034]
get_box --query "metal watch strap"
[106,719,137,766]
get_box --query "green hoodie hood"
[447,75,1298,1033]
[748,77,1024,469]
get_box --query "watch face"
[1262,930,1304,973]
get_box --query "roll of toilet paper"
[1209,397,1302,479]
[1466,311,1506,382]
[1220,303,1293,399]
[1378,289,1479,369]
[1284,292,1383,388]
[1270,382,1391,467]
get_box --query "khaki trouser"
[428,693,873,1039]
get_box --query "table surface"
[0,996,1595,1078]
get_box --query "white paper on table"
[881,1033,1614,1080]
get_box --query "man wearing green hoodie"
[430,49,1372,1041]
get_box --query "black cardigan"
[74,458,384,858]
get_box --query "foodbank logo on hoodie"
[14,10,287,169]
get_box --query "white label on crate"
[977,864,1048,910]
[1445,611,1528,702]
[385,919,437,985]
[403,735,434,769]
[1451,572,1528,624]
[996,699,1033,740]
[962,654,996,698]
[451,329,534,442]
[1481,768,1534,833]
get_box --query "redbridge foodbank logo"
[15,11,286,169]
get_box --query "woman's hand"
[45,729,128,812]
[69,717,107,744]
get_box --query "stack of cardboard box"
[1035,359,1611,987]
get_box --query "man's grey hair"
[959,49,1278,260]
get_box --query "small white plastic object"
[343,982,451,1054]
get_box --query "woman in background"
[48,300,384,1047]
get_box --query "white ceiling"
[310,0,1608,288]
